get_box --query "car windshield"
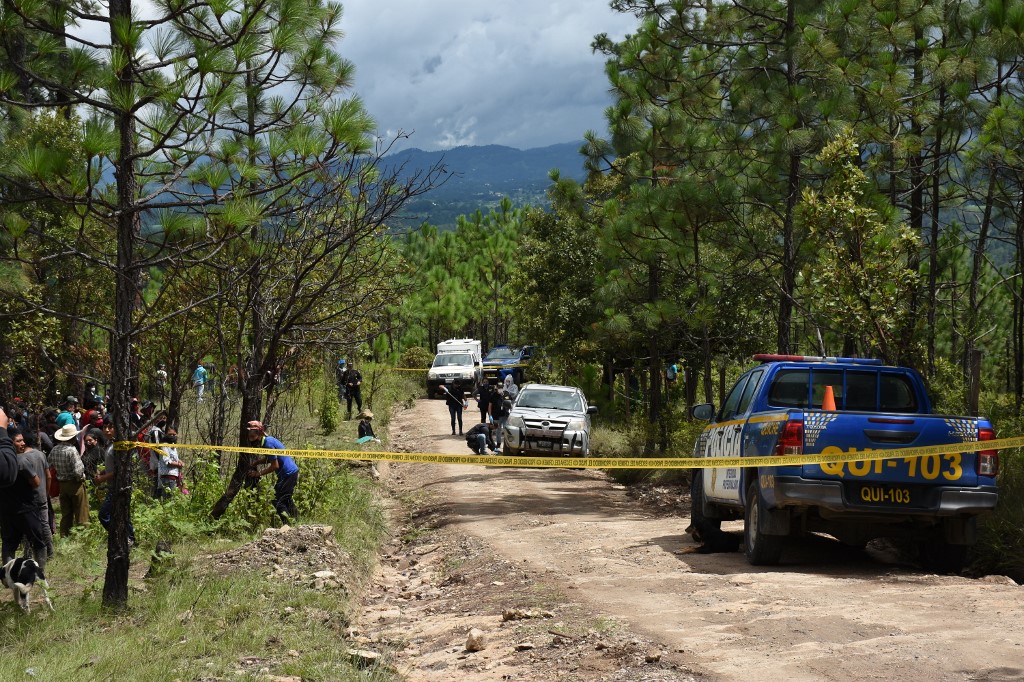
[517,389,582,411]
[485,347,519,360]
[433,353,472,367]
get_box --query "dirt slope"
[356,398,1024,682]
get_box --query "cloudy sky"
[338,1,638,152]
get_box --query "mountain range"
[384,141,588,230]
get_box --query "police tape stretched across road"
[115,434,1024,470]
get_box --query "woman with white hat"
[48,423,89,536]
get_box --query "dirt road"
[357,398,1024,681]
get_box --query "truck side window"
[736,369,764,415]
[768,370,808,408]
[811,370,843,408]
[880,374,918,413]
[845,372,878,411]
[719,374,750,421]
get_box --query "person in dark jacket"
[474,380,493,424]
[465,421,498,455]
[440,382,466,435]
[342,363,363,418]
[357,410,379,441]
[334,359,347,402]
[0,408,19,488]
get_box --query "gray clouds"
[339,1,636,151]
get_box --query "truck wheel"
[744,480,784,566]
[502,443,519,456]
[688,470,721,543]
[919,540,968,574]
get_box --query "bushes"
[399,346,433,369]
[318,388,340,434]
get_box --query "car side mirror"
[691,403,715,421]
[587,406,598,415]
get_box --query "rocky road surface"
[355,398,1024,682]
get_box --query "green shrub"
[972,413,1024,581]
[318,387,340,434]
[399,345,433,369]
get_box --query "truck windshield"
[517,390,582,411]
[433,353,472,367]
[485,347,520,360]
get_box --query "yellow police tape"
[117,434,1024,469]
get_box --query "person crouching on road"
[441,382,466,435]
[245,420,299,523]
[465,420,498,455]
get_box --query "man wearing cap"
[48,423,89,536]
[55,395,79,428]
[335,359,348,403]
[341,362,363,419]
[245,421,299,523]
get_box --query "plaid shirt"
[49,441,85,481]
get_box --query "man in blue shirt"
[245,420,299,523]
[192,362,209,402]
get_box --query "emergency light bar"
[752,354,884,365]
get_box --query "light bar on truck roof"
[752,354,884,365]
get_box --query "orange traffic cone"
[822,385,836,411]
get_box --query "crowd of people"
[0,390,182,570]
[0,385,310,567]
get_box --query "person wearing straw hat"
[357,410,379,442]
[245,421,299,523]
[48,423,89,536]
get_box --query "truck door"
[703,369,764,503]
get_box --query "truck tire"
[744,480,784,566]
[688,470,722,543]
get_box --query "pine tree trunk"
[102,0,139,608]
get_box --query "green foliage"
[798,131,921,363]
[399,345,434,369]
[318,387,340,435]
[973,414,1024,582]
[394,200,525,350]
[927,357,969,415]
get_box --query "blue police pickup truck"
[690,354,999,572]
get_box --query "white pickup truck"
[426,339,482,398]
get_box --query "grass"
[0,366,422,681]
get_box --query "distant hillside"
[384,142,588,230]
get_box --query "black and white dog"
[2,557,53,613]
